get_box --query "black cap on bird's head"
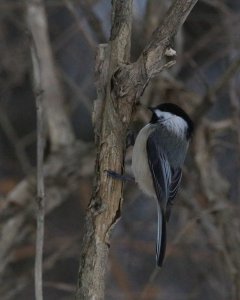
[148,103,194,139]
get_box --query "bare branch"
[76,1,133,299]
[34,88,45,300]
[26,0,75,151]
[27,2,47,297]
[111,0,198,101]
[110,0,133,64]
[142,0,198,76]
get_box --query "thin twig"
[26,1,47,298]
[35,89,46,300]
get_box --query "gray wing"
[166,168,182,221]
[147,133,172,267]
[147,135,172,209]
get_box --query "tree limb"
[34,82,45,300]
[26,0,74,151]
[76,1,133,299]
[110,0,198,102]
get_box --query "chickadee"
[132,103,193,267]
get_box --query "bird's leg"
[106,170,135,182]
[106,130,136,182]
[126,130,136,148]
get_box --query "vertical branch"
[29,12,46,300]
[26,0,74,151]
[25,1,48,299]
[76,1,133,299]
[35,89,45,300]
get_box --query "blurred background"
[1,0,240,299]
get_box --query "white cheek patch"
[154,109,173,119]
[161,111,173,120]
[153,109,188,136]
[167,115,188,136]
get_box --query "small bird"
[131,103,193,267]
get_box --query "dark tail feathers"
[156,206,167,267]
